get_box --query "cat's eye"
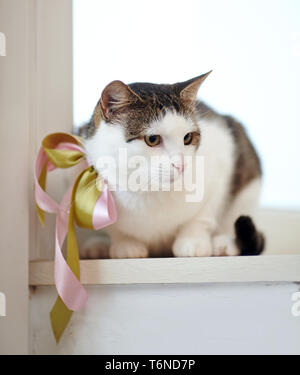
[144,135,161,147]
[184,132,194,145]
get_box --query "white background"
[73,0,300,209]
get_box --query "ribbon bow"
[34,133,117,342]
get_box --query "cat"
[78,72,265,259]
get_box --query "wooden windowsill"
[29,255,300,286]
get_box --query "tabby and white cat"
[79,72,264,258]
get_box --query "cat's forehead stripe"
[145,112,198,136]
[119,82,194,138]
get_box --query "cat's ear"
[100,80,143,121]
[179,71,212,106]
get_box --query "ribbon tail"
[50,211,74,343]
[50,297,73,343]
[50,180,88,343]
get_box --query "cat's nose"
[172,162,185,173]
[170,153,185,173]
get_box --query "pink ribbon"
[34,141,117,311]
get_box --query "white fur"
[83,111,261,258]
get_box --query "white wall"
[73,0,300,210]
[31,283,300,354]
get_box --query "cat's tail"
[234,216,265,256]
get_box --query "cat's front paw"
[80,236,110,259]
[212,234,239,256]
[109,239,149,259]
[172,233,213,257]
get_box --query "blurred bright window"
[73,0,300,209]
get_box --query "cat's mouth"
[166,170,184,185]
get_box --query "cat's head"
[85,72,211,191]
